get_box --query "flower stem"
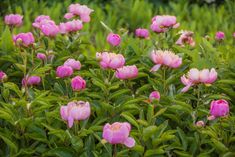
[113,144,117,157]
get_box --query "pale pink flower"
[60,101,90,128]
[115,65,138,80]
[135,28,149,38]
[32,15,51,28]
[102,122,135,148]
[13,32,35,47]
[4,14,23,27]
[68,3,93,22]
[176,31,195,47]
[151,15,179,33]
[40,22,59,37]
[195,121,205,127]
[210,100,229,118]
[150,50,182,72]
[64,59,81,70]
[64,13,74,19]
[96,52,125,69]
[59,20,83,34]
[71,76,86,91]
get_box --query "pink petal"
[123,137,135,148]
[150,64,161,72]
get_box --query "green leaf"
[211,138,228,152]
[43,147,74,157]
[143,126,157,141]
[177,127,188,151]
[1,27,14,53]
[121,112,139,129]
[0,132,18,153]
[144,148,164,156]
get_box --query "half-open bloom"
[22,76,41,86]
[60,101,90,128]
[4,14,23,27]
[96,52,125,69]
[176,30,195,47]
[64,59,81,70]
[215,31,225,40]
[71,76,86,91]
[59,20,83,34]
[149,91,160,102]
[151,15,179,33]
[68,3,94,22]
[102,122,135,148]
[107,33,121,46]
[56,65,73,78]
[13,32,35,47]
[210,99,229,118]
[135,28,149,38]
[115,65,138,80]
[32,15,51,28]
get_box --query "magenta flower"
[150,50,182,72]
[4,14,23,27]
[64,59,81,70]
[13,32,35,47]
[107,33,121,46]
[36,53,47,61]
[64,13,74,19]
[135,28,149,39]
[32,15,51,28]
[59,20,83,34]
[215,31,225,40]
[176,31,195,47]
[102,122,135,148]
[60,101,91,128]
[68,3,94,22]
[149,91,160,102]
[56,65,73,78]
[71,76,86,91]
[210,99,229,118]
[96,52,125,69]
[115,65,138,80]
[181,68,217,92]
[0,71,7,82]
[195,121,205,127]
[22,76,41,86]
[151,15,179,33]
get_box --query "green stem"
[74,121,79,135]
[163,67,166,95]
[113,144,117,157]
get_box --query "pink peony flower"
[210,99,229,118]
[64,13,74,19]
[13,32,35,47]
[60,101,90,128]
[40,22,59,37]
[0,71,7,82]
[36,53,47,61]
[96,52,125,69]
[71,76,86,91]
[135,28,149,38]
[151,15,179,33]
[215,31,225,40]
[64,59,81,70]
[176,31,195,47]
[59,20,83,34]
[56,65,73,78]
[181,68,217,92]
[150,50,182,72]
[195,121,205,127]
[149,91,160,102]
[68,3,94,23]
[32,15,51,28]
[22,76,41,86]
[115,65,138,80]
[106,33,121,46]
[4,14,23,27]
[102,122,135,148]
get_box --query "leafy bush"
[0,0,235,156]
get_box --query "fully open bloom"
[210,99,229,118]
[0,71,7,82]
[56,65,73,78]
[32,15,51,28]
[68,3,94,22]
[107,33,121,46]
[60,101,90,128]
[215,31,225,40]
[59,20,83,34]
[135,28,149,38]
[71,76,86,91]
[181,68,217,92]
[64,59,81,70]
[13,32,35,47]
[151,15,179,33]
[115,65,138,80]
[149,91,160,102]
[176,31,195,47]
[36,53,47,61]
[4,14,23,27]
[96,52,125,69]
[102,122,135,148]
[150,50,182,72]
[22,76,41,86]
